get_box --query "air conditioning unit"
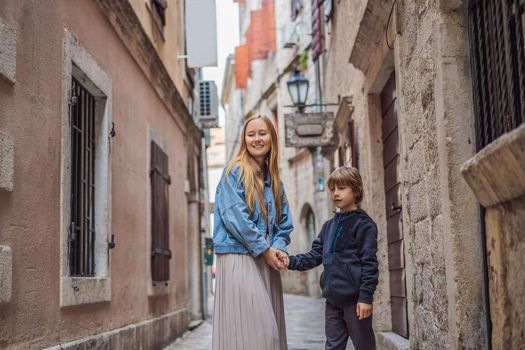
[283,22,300,49]
[197,80,219,128]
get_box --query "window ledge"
[148,280,171,297]
[461,124,525,207]
[377,332,410,350]
[60,276,111,307]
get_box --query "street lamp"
[287,69,309,112]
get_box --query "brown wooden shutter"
[311,0,324,61]
[348,120,358,168]
[150,141,172,282]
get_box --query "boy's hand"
[356,302,373,320]
[276,250,289,268]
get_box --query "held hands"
[262,247,289,271]
[356,302,373,320]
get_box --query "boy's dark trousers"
[325,300,376,350]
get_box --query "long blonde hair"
[227,115,282,223]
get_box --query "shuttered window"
[69,77,96,277]
[291,0,303,21]
[311,0,324,61]
[150,141,172,282]
[468,0,525,151]
[151,0,167,26]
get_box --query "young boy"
[287,166,379,350]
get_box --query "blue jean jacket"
[212,165,293,257]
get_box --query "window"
[150,141,172,282]
[69,78,96,276]
[291,0,302,21]
[60,29,112,307]
[151,0,167,26]
[468,0,525,151]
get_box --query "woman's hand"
[262,248,286,271]
[356,302,373,320]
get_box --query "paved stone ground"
[164,294,355,350]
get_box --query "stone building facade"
[0,0,208,349]
[224,0,524,349]
[322,0,523,349]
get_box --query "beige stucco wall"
[129,0,192,102]
[0,1,198,348]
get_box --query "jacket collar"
[333,208,367,220]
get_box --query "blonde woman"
[212,115,293,350]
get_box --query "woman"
[212,115,293,350]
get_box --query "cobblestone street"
[164,294,354,350]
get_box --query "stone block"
[0,131,15,192]
[0,245,12,303]
[408,180,429,223]
[427,166,442,219]
[414,218,431,265]
[0,18,16,84]
[429,215,445,272]
[408,139,425,185]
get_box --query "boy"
[287,166,379,350]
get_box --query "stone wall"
[323,0,488,348]
[462,125,525,349]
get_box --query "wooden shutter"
[262,0,276,54]
[248,10,267,61]
[235,44,250,89]
[348,120,358,168]
[311,0,324,61]
[150,141,172,282]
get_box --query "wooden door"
[381,73,409,338]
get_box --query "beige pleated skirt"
[212,253,288,350]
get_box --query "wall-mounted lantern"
[286,69,309,112]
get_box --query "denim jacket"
[213,164,293,257]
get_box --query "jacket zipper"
[326,215,343,297]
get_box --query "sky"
[202,0,240,127]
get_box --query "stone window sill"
[461,125,525,207]
[60,277,111,307]
[148,280,171,297]
[377,331,410,350]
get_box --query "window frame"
[60,29,113,307]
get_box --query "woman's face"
[245,118,272,162]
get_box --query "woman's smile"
[245,118,272,163]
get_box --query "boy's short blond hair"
[327,166,364,203]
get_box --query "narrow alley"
[164,294,354,350]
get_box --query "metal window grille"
[150,141,172,282]
[69,77,96,277]
[468,0,525,151]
